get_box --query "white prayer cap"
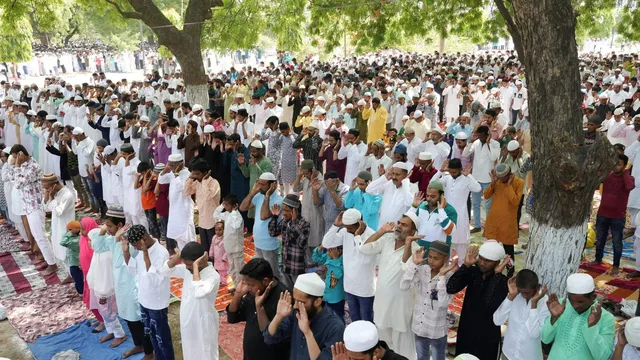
[301,106,311,113]
[625,318,640,347]
[299,85,306,89]
[309,85,317,90]
[322,232,344,248]
[402,115,410,121]
[418,152,433,161]
[454,355,480,360]
[73,95,83,101]
[308,121,319,129]
[491,101,502,109]
[461,112,471,118]
[3,147,10,155]
[110,95,118,100]
[235,93,244,98]
[397,93,406,99]
[599,93,609,99]
[139,115,150,123]
[432,126,445,135]
[488,76,495,80]
[364,92,372,97]
[175,69,182,73]
[168,84,176,90]
[366,79,373,84]
[357,99,366,106]
[336,94,345,100]
[490,88,499,95]
[342,208,362,226]
[344,321,379,352]
[410,78,417,83]
[294,273,325,297]
[316,108,326,115]
[151,81,159,86]
[72,127,84,135]
[515,80,523,85]
[478,240,506,261]
[316,96,326,102]
[103,145,116,155]
[614,81,623,86]
[4,96,14,102]
[392,161,410,171]
[507,140,520,151]
[168,153,183,162]
[345,103,354,109]
[203,124,214,133]
[192,104,203,112]
[258,172,276,181]
[53,122,62,128]
[265,97,274,103]
[46,114,57,120]
[614,107,624,115]
[413,110,423,118]
[229,105,239,112]
[478,81,486,87]
[250,140,264,149]
[401,83,408,88]
[224,84,230,88]
[566,273,595,294]
[26,110,36,116]
[403,211,419,229]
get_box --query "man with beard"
[239,139,273,231]
[158,153,195,250]
[293,121,324,171]
[293,160,325,265]
[358,212,422,360]
[264,273,345,360]
[412,180,457,254]
[365,162,414,229]
[447,241,510,360]
[184,159,221,256]
[227,258,291,360]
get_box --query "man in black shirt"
[226,258,290,360]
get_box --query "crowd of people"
[1,49,640,360]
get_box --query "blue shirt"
[311,249,345,304]
[344,189,382,230]
[252,192,283,251]
[263,305,345,360]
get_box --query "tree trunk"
[439,34,445,53]
[170,44,208,106]
[500,0,616,295]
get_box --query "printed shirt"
[9,157,44,214]
[268,216,309,276]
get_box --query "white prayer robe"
[159,168,196,250]
[120,157,142,217]
[338,142,368,186]
[493,294,550,360]
[359,234,419,360]
[162,263,220,360]
[44,187,75,262]
[365,176,413,229]
[430,171,481,245]
[422,140,451,170]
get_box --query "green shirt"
[239,157,273,219]
[60,231,80,267]
[541,299,615,360]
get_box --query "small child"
[61,220,83,295]
[210,221,229,287]
[400,241,456,360]
[135,161,160,239]
[213,194,245,290]
[312,238,346,322]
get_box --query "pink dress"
[210,235,228,285]
[79,218,100,310]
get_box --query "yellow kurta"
[295,115,313,129]
[363,106,388,144]
[483,177,524,245]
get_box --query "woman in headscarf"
[79,217,104,332]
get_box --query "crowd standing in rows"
[1,50,640,360]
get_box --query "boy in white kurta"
[158,153,195,250]
[42,173,76,268]
[163,241,220,360]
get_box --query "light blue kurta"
[92,233,142,322]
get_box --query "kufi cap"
[41,173,59,184]
[403,211,419,229]
[72,127,84,135]
[455,355,480,360]
[495,163,511,178]
[402,115,410,121]
[74,95,83,101]
[96,139,108,148]
[566,273,595,294]
[301,105,311,113]
[144,79,151,82]
[105,206,125,218]
[430,241,451,256]
[317,96,326,102]
[418,152,433,161]
[357,99,367,106]
[343,321,379,352]
[410,78,417,83]
[153,163,165,172]
[413,110,423,118]
[265,97,275,103]
[392,161,410,171]
[316,108,327,115]
[432,126,446,135]
[478,240,506,261]
[203,124,214,133]
[374,139,385,148]
[491,101,502,109]
[110,95,118,100]
[299,85,306,89]
[235,93,244,98]
[490,88,499,95]
[614,81,623,86]
[404,127,415,134]
[103,145,116,155]
[428,180,444,192]
[300,159,315,170]
[625,317,640,347]
[259,172,276,181]
[121,143,134,153]
[168,153,183,162]
[2,148,10,155]
[126,224,148,243]
[168,84,176,90]
[26,110,36,116]
[397,93,406,99]
[336,94,345,100]
[478,81,486,87]
[229,105,239,112]
[426,83,434,89]
[309,85,317,90]
[139,115,150,122]
[308,121,319,129]
[461,112,471,118]
[192,104,203,112]
[294,273,325,297]
[345,103,354,109]
[364,92,372,97]
[357,171,372,182]
[4,96,14,102]
[342,208,362,226]
[394,144,407,154]
[614,107,624,115]
[506,140,520,151]
[151,82,158,86]
[46,114,57,120]
[515,80,523,85]
[282,194,301,209]
[250,140,264,149]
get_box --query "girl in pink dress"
[79,217,104,331]
[209,221,228,287]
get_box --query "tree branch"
[105,0,143,20]
[493,0,524,59]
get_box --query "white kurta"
[338,142,368,186]
[422,140,451,170]
[162,263,220,360]
[159,168,195,249]
[624,141,640,209]
[44,187,75,262]
[365,176,414,229]
[120,157,142,216]
[430,172,481,244]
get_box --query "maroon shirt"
[318,143,347,182]
[155,183,170,217]
[598,170,635,219]
[409,165,438,194]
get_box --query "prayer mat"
[27,319,144,360]
[601,230,636,262]
[0,249,63,298]
[0,283,91,343]
[579,260,640,303]
[218,313,245,360]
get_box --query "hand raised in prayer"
[462,165,472,176]
[547,293,566,321]
[440,159,449,172]
[587,303,602,328]
[437,196,445,210]
[376,163,384,177]
[271,204,281,217]
[255,280,274,309]
[276,290,293,318]
[331,342,351,360]
[618,324,628,346]
[311,178,322,192]
[355,220,366,236]
[380,222,395,234]
[531,284,548,308]
[385,168,393,181]
[115,223,132,242]
[507,277,518,299]
[412,247,428,265]
[439,259,459,276]
[296,302,312,335]
[412,191,424,207]
[266,181,277,196]
[405,234,425,245]
[334,211,344,227]
[237,153,245,165]
[251,180,261,194]
[495,255,511,274]
[196,250,209,269]
[464,245,479,267]
[121,237,130,254]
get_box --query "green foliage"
[158,45,174,59]
[0,14,33,62]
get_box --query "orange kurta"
[483,177,524,245]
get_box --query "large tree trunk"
[170,43,208,106]
[496,0,616,295]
